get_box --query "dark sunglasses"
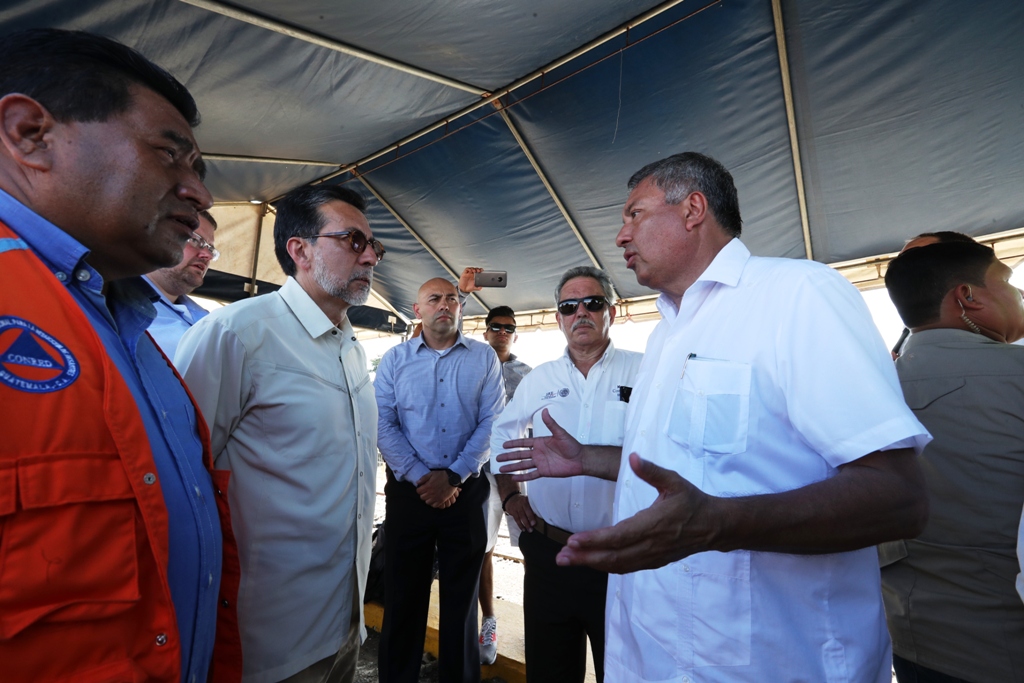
[310,229,385,261]
[487,323,516,334]
[557,296,609,316]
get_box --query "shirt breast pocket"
[665,358,750,456]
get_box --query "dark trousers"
[520,527,608,683]
[379,472,488,683]
[892,654,972,683]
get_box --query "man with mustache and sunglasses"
[177,184,382,683]
[145,209,218,362]
[498,152,931,683]
[375,277,504,683]
[490,266,642,683]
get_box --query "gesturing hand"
[496,409,585,481]
[555,453,717,574]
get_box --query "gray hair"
[627,151,742,237]
[554,266,614,305]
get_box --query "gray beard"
[313,252,372,306]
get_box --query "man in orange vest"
[0,29,241,683]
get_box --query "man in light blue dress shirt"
[145,210,217,361]
[375,277,505,683]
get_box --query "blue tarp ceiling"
[3,0,1023,327]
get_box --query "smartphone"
[474,271,507,287]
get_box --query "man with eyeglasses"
[145,209,218,361]
[498,153,932,683]
[375,277,504,683]
[475,305,532,665]
[177,184,382,683]
[489,266,641,683]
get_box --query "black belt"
[534,517,573,546]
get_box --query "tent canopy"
[4,0,1023,333]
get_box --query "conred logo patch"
[0,316,79,393]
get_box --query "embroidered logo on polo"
[541,387,571,400]
[0,316,79,393]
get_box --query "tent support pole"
[496,107,621,301]
[356,176,490,312]
[772,0,813,260]
[247,202,267,297]
[178,0,486,95]
[308,0,716,189]
[204,153,340,167]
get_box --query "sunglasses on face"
[186,234,220,262]
[487,323,516,334]
[310,229,386,262]
[557,296,609,316]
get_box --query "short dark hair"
[199,210,217,230]
[486,306,516,325]
[0,28,199,127]
[904,231,975,247]
[554,266,614,305]
[628,152,742,237]
[273,184,368,276]
[885,241,997,328]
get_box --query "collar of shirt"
[0,186,101,289]
[143,276,208,325]
[902,327,1003,352]
[561,339,617,372]
[656,237,749,320]
[411,330,470,356]
[278,276,356,341]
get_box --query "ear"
[954,283,983,311]
[607,301,617,325]
[412,302,421,319]
[0,94,58,171]
[286,236,313,274]
[678,191,708,232]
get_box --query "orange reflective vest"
[0,220,241,683]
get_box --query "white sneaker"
[479,616,497,665]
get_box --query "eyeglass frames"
[309,228,385,262]
[557,296,609,316]
[487,323,516,334]
[186,234,220,262]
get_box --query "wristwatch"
[445,468,462,488]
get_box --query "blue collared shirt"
[375,332,504,484]
[0,188,222,683]
[143,277,210,362]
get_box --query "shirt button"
[155,633,168,646]
[615,590,621,599]
[443,454,448,459]
[574,502,580,508]
[359,471,364,477]
[683,564,690,573]
[442,428,446,433]
[190,674,197,683]
[222,599,230,608]
[683,677,690,683]
[208,572,213,586]
[55,271,68,281]
[75,269,91,282]
[358,514,362,519]
[439,378,444,382]
[440,403,445,407]
[143,473,156,485]
[331,330,338,335]
[194,485,202,498]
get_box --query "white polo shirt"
[606,239,929,683]
[490,341,643,533]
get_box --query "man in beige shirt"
[177,184,383,683]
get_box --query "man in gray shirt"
[882,240,1024,682]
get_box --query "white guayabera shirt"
[606,239,930,683]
